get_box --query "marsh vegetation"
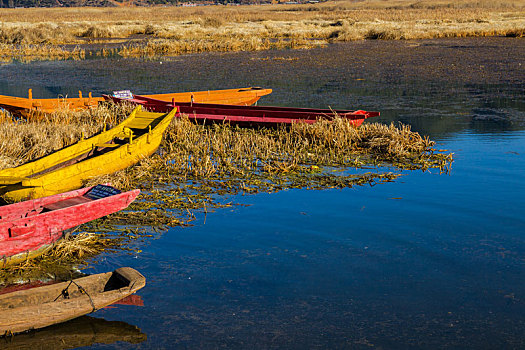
[0,104,453,282]
[0,0,523,61]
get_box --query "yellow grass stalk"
[0,1,522,61]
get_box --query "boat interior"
[0,268,139,309]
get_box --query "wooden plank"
[43,196,92,211]
[0,176,27,185]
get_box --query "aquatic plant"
[0,104,453,280]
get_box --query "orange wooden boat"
[0,87,272,118]
[0,90,100,117]
[143,87,272,106]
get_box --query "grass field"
[0,0,523,60]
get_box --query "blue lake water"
[0,37,524,349]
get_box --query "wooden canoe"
[0,184,139,267]
[0,106,175,202]
[0,267,146,334]
[0,315,146,349]
[104,94,380,127]
[0,90,102,118]
[0,87,272,118]
[143,86,272,106]
[0,280,144,308]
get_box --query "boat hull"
[0,87,272,118]
[0,107,175,202]
[0,185,140,267]
[0,267,146,334]
[0,240,59,268]
[105,94,380,127]
[144,87,272,106]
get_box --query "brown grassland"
[0,0,523,61]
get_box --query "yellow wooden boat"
[0,106,176,202]
[0,87,272,118]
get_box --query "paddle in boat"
[0,106,175,202]
[0,184,140,267]
[0,87,272,118]
[0,267,146,335]
[104,92,380,127]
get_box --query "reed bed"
[0,43,85,63]
[0,231,138,285]
[0,104,453,280]
[0,104,130,169]
[0,0,523,61]
[118,36,324,58]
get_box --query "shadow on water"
[0,315,146,350]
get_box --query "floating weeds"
[0,105,453,278]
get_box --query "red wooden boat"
[0,184,140,267]
[104,93,380,127]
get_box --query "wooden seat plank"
[43,196,92,211]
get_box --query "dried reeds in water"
[0,231,117,285]
[0,105,453,275]
[0,103,133,169]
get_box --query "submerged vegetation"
[0,43,85,63]
[0,0,523,61]
[0,103,453,282]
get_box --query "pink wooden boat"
[0,184,139,267]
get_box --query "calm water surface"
[0,38,524,349]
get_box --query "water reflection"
[0,316,146,350]
[0,38,523,139]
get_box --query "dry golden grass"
[0,0,522,60]
[162,116,449,177]
[0,231,133,284]
[0,104,129,170]
[0,104,451,173]
[0,43,85,63]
